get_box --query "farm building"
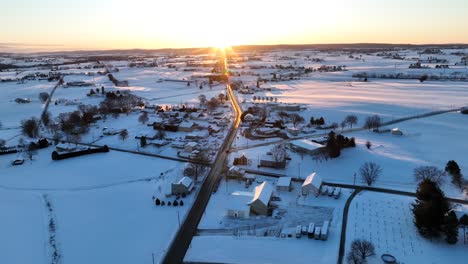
[179,121,198,132]
[55,143,78,152]
[248,181,273,215]
[226,192,252,219]
[392,128,403,135]
[233,154,249,166]
[302,172,323,196]
[290,139,324,155]
[276,177,292,191]
[260,155,286,169]
[185,131,209,140]
[171,177,194,195]
[184,142,199,152]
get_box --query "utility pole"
[353,172,356,186]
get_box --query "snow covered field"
[0,148,199,263]
[346,192,468,264]
[229,112,468,198]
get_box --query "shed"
[248,181,273,215]
[302,172,322,196]
[290,139,324,155]
[277,177,292,191]
[171,176,194,195]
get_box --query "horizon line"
[2,42,468,55]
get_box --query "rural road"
[162,55,242,264]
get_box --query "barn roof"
[302,172,322,189]
[249,181,273,206]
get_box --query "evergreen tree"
[444,211,459,244]
[140,136,147,147]
[412,179,450,238]
[326,131,340,158]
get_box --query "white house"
[248,181,273,215]
[184,142,199,152]
[277,177,292,191]
[171,176,194,195]
[302,172,322,196]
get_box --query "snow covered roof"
[177,176,193,188]
[277,177,292,187]
[179,121,195,128]
[226,194,252,212]
[185,142,198,148]
[291,139,323,151]
[249,181,273,206]
[302,172,322,189]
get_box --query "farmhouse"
[276,177,292,191]
[290,139,324,155]
[302,172,322,196]
[248,181,273,215]
[171,177,194,195]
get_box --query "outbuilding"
[302,172,323,196]
[248,181,273,215]
[276,177,292,191]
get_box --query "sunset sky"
[1,0,468,52]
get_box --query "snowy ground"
[346,192,468,264]
[0,148,201,264]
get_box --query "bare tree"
[119,129,128,141]
[155,129,166,140]
[191,150,210,182]
[21,117,40,138]
[345,115,358,128]
[198,94,207,106]
[271,144,288,163]
[363,115,381,130]
[348,239,375,263]
[290,113,305,128]
[138,112,149,124]
[360,162,382,186]
[414,166,446,185]
[340,120,347,132]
